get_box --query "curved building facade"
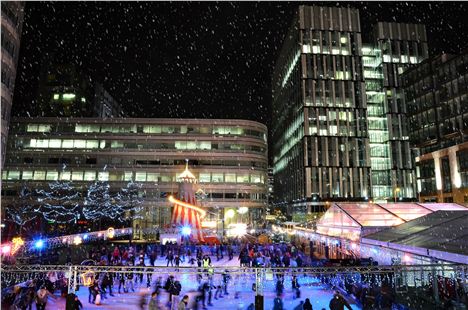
[1,1,24,167]
[1,117,268,236]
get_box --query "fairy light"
[168,195,206,217]
[11,237,24,255]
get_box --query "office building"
[272,5,371,215]
[402,50,468,203]
[36,63,124,118]
[364,22,428,201]
[1,1,24,167]
[1,117,268,236]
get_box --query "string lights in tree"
[115,180,144,220]
[83,181,118,220]
[36,180,81,223]
[5,184,39,226]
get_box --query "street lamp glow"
[225,209,235,219]
[34,240,44,249]
[181,226,192,236]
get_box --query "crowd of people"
[4,238,463,310]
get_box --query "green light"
[53,94,60,100]
[62,93,76,100]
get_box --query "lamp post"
[394,187,400,203]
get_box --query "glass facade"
[402,50,468,203]
[272,6,370,215]
[369,22,429,200]
[1,2,24,168]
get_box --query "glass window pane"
[199,173,211,183]
[212,173,223,182]
[8,171,20,180]
[225,173,236,183]
[147,173,159,182]
[124,171,133,181]
[98,172,109,181]
[46,171,58,181]
[49,139,62,148]
[22,171,33,180]
[135,172,146,182]
[84,171,96,181]
[60,171,71,180]
[33,171,46,180]
[74,140,86,148]
[72,171,83,181]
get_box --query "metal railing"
[2,264,467,309]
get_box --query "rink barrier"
[2,264,467,297]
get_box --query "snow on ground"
[43,255,361,309]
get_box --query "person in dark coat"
[303,298,313,310]
[329,291,352,310]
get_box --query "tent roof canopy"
[363,211,468,256]
[316,203,468,240]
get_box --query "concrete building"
[272,5,371,216]
[401,50,468,203]
[1,117,268,236]
[1,1,24,167]
[36,63,124,118]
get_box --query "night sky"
[13,1,468,126]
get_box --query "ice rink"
[45,256,361,310]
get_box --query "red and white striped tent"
[171,162,205,242]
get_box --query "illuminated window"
[27,124,38,132]
[143,125,161,133]
[160,174,172,182]
[72,171,83,181]
[81,97,86,103]
[135,172,146,182]
[251,174,261,183]
[86,140,99,149]
[186,141,197,150]
[236,174,249,183]
[147,173,159,182]
[74,140,86,148]
[22,171,33,180]
[49,139,62,148]
[98,171,109,181]
[46,171,59,181]
[60,140,71,148]
[199,173,211,183]
[340,37,347,44]
[175,141,186,149]
[33,171,46,180]
[62,93,76,100]
[410,56,418,64]
[60,171,71,180]
[53,94,60,100]
[124,171,133,181]
[212,173,224,182]
[84,171,96,181]
[302,44,311,53]
[199,141,211,150]
[225,173,236,183]
[8,171,20,180]
[111,141,124,148]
